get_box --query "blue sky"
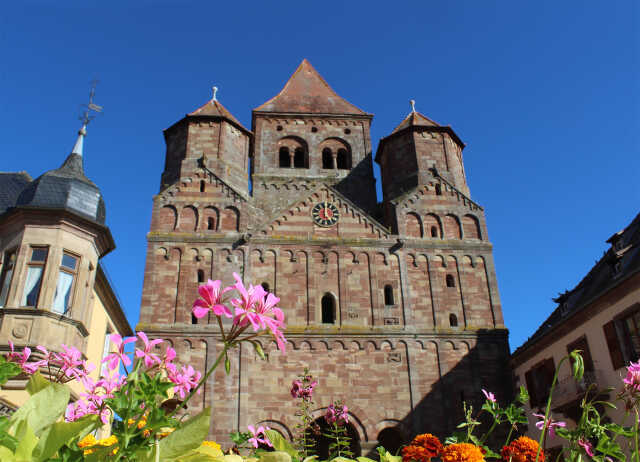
[1,1,638,351]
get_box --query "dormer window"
[22,247,48,307]
[53,252,78,314]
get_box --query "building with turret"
[138,60,511,454]
[0,118,132,411]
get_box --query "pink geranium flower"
[231,273,287,352]
[577,438,595,457]
[102,334,136,370]
[192,279,232,319]
[7,341,47,374]
[533,413,566,438]
[168,365,202,399]
[135,332,163,368]
[248,425,272,448]
[623,360,640,393]
[482,389,496,403]
[325,402,349,425]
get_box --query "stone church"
[138,59,511,453]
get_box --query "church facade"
[137,60,511,452]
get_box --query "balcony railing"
[551,369,607,409]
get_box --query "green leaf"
[569,350,584,381]
[260,451,293,462]
[0,358,22,388]
[26,371,51,395]
[9,382,69,436]
[357,458,376,462]
[157,407,211,461]
[265,429,299,460]
[13,420,38,461]
[225,355,231,374]
[32,414,98,462]
[516,385,529,405]
[0,444,14,462]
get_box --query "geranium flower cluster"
[325,401,349,426]
[401,433,442,462]
[623,360,640,394]
[291,375,317,400]
[192,273,287,352]
[500,436,544,462]
[248,424,273,448]
[5,332,203,426]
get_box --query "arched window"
[294,147,307,168]
[431,226,438,238]
[446,274,456,288]
[435,184,442,196]
[449,313,458,327]
[377,428,403,456]
[261,282,270,292]
[207,217,215,230]
[279,147,291,167]
[197,270,205,283]
[200,180,205,192]
[191,313,198,324]
[384,285,394,305]
[321,293,335,324]
[336,149,351,169]
[322,148,333,169]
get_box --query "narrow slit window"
[336,149,351,169]
[446,274,456,288]
[431,226,438,238]
[200,180,205,192]
[197,270,205,283]
[321,293,335,324]
[449,313,458,327]
[191,313,198,324]
[207,217,215,230]
[435,184,442,196]
[384,285,394,305]
[261,282,270,292]
[22,247,48,307]
[294,148,307,168]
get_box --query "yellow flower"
[128,415,148,429]
[202,441,222,451]
[98,435,118,447]
[157,427,175,438]
[77,434,97,448]
[440,443,485,462]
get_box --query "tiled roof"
[254,59,370,116]
[391,111,440,133]
[513,211,640,357]
[188,99,250,133]
[0,172,31,214]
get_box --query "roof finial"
[212,86,218,102]
[72,81,103,156]
[410,99,416,113]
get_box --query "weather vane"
[212,85,218,102]
[410,99,416,113]
[79,80,103,126]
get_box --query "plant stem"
[168,343,229,419]
[634,408,639,462]
[535,356,568,462]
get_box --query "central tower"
[138,60,511,453]
[251,59,377,216]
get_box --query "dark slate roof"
[13,152,106,225]
[513,211,640,357]
[0,172,32,214]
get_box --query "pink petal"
[193,306,211,319]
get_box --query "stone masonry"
[137,59,512,453]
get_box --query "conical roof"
[16,128,106,224]
[391,110,440,134]
[188,98,249,132]
[254,59,369,115]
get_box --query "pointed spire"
[71,124,87,156]
[254,59,370,115]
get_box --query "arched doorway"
[307,416,361,458]
[376,427,404,455]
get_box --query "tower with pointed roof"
[0,119,132,411]
[139,60,511,453]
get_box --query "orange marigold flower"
[501,436,544,462]
[77,434,97,448]
[402,445,431,462]
[411,433,443,457]
[440,443,485,462]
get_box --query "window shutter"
[603,321,625,370]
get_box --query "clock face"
[312,201,340,227]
